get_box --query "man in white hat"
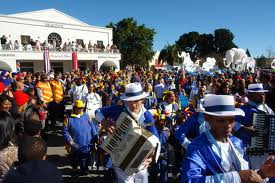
[95,82,160,183]
[234,83,274,170]
[181,95,275,183]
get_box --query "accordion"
[247,112,275,155]
[102,112,159,176]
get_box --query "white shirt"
[217,141,233,172]
[204,138,251,183]
[85,92,102,109]
[68,84,88,103]
[159,101,174,117]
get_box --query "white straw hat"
[199,95,244,116]
[245,83,268,93]
[120,82,148,101]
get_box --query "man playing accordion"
[234,83,274,169]
[181,95,275,183]
[95,82,160,183]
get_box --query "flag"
[43,49,51,73]
[16,61,21,72]
[72,51,78,71]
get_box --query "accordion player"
[247,112,275,155]
[102,112,160,176]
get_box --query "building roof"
[8,8,90,26]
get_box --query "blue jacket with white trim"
[63,112,98,147]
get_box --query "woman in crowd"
[0,111,18,182]
[217,81,231,95]
[144,83,157,109]
[13,90,30,116]
[0,95,12,113]
[158,91,180,124]
[85,84,102,120]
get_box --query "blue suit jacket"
[175,113,204,145]
[181,133,245,183]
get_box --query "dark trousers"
[104,168,116,182]
[71,147,91,173]
[48,101,65,125]
[149,159,169,183]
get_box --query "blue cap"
[0,77,12,86]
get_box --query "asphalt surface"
[46,123,179,183]
[46,124,105,183]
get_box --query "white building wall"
[0,15,113,47]
[0,51,121,72]
[10,9,90,26]
[0,9,119,72]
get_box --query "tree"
[175,31,200,60]
[197,33,215,58]
[266,47,275,59]
[214,28,237,54]
[158,44,180,66]
[255,55,269,68]
[106,18,155,68]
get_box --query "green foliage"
[255,55,271,68]
[174,28,238,67]
[158,44,180,66]
[175,31,200,60]
[214,28,237,53]
[106,18,155,68]
[197,33,215,58]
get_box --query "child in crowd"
[18,136,47,163]
[36,100,47,130]
[23,110,42,137]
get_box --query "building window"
[51,62,63,73]
[48,33,62,47]
[21,35,30,45]
[20,62,34,73]
[78,62,87,71]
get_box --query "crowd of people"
[0,35,119,53]
[0,66,274,183]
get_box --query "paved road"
[46,123,178,183]
[46,124,105,183]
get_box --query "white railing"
[0,44,120,54]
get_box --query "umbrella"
[0,61,12,71]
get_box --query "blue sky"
[1,0,275,57]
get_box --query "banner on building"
[16,61,21,72]
[72,51,78,71]
[43,49,51,73]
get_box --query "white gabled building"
[0,8,121,72]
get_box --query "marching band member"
[181,95,275,183]
[234,83,274,169]
[175,111,207,151]
[95,82,160,183]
